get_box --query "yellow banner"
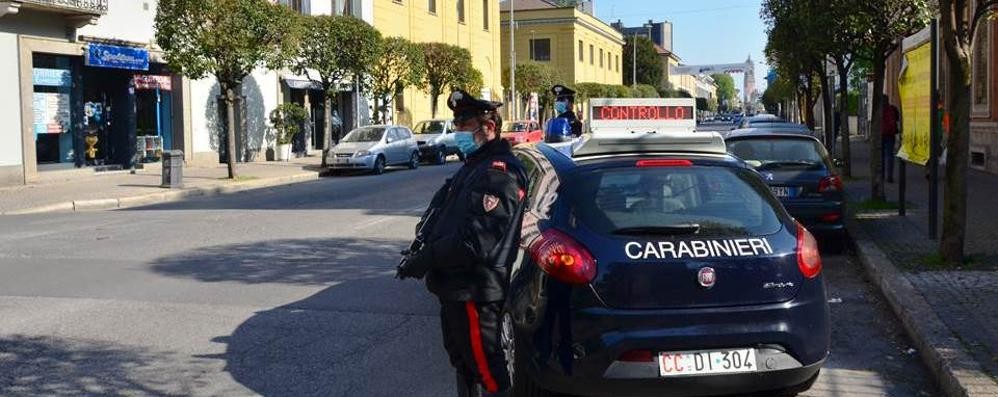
[897,42,931,165]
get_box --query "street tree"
[825,0,872,177]
[368,37,426,124]
[421,43,479,118]
[763,0,825,130]
[155,0,300,179]
[937,0,998,263]
[502,63,562,121]
[622,36,662,86]
[711,73,736,109]
[295,15,382,167]
[859,0,930,201]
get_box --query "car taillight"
[796,223,822,279]
[529,229,596,285]
[820,212,842,223]
[618,350,655,362]
[818,175,843,193]
[635,159,693,167]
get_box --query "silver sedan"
[327,125,420,174]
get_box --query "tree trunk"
[224,85,238,179]
[941,58,970,264]
[870,56,886,200]
[837,63,852,177]
[321,91,333,168]
[821,72,835,152]
[430,85,440,118]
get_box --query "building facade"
[499,0,624,87]
[374,0,502,125]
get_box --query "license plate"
[770,186,798,198]
[659,348,757,376]
[336,158,349,164]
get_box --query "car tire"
[503,313,552,397]
[373,155,386,175]
[408,151,419,170]
[457,150,467,162]
[433,149,447,165]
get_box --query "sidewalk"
[844,137,998,397]
[0,156,324,215]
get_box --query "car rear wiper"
[612,224,701,236]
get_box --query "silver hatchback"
[327,125,420,174]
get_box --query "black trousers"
[439,300,510,393]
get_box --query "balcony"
[0,0,106,26]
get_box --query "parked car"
[739,114,782,128]
[327,125,420,174]
[501,120,543,145]
[412,119,463,165]
[725,129,846,251]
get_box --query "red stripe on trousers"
[464,301,499,393]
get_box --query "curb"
[1,172,319,215]
[847,219,998,397]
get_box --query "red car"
[501,120,543,145]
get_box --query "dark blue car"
[503,136,830,397]
[725,130,846,252]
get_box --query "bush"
[270,102,308,145]
[633,84,659,98]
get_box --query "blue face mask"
[454,130,479,155]
[555,101,569,114]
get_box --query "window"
[428,0,435,13]
[457,0,465,23]
[973,19,991,116]
[482,0,489,30]
[599,48,604,68]
[589,44,594,65]
[616,54,620,72]
[578,40,584,62]
[334,0,354,16]
[529,39,551,61]
[281,0,308,13]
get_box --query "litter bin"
[161,150,184,188]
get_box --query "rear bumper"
[516,281,830,397]
[784,200,845,237]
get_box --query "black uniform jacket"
[561,110,583,136]
[420,138,528,302]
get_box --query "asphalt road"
[0,160,937,397]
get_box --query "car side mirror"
[386,137,395,143]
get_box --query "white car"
[413,119,464,164]
[328,125,420,174]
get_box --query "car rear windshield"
[413,121,445,134]
[563,165,785,237]
[343,127,385,142]
[727,137,827,170]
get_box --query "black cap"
[551,84,576,101]
[448,89,502,122]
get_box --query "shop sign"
[86,43,149,71]
[33,92,71,135]
[133,75,172,91]
[33,68,72,87]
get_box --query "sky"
[593,0,769,95]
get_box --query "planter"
[275,143,292,161]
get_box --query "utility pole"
[509,1,516,119]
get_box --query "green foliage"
[632,84,660,98]
[369,36,426,123]
[622,36,663,86]
[710,73,736,104]
[420,43,481,117]
[502,63,562,120]
[269,102,308,145]
[573,82,608,103]
[155,0,301,86]
[296,15,382,93]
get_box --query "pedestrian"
[881,94,901,183]
[396,89,529,397]
[551,85,582,137]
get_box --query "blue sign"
[86,43,149,71]
[33,68,72,87]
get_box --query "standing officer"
[397,89,528,397]
[552,84,582,137]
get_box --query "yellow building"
[499,0,624,88]
[373,0,503,124]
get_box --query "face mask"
[555,101,569,114]
[454,130,479,155]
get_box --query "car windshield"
[413,121,446,134]
[727,138,827,170]
[342,127,386,142]
[564,166,785,237]
[503,122,530,132]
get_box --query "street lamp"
[632,23,652,87]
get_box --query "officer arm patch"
[483,194,500,212]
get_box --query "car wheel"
[457,150,467,162]
[373,155,386,175]
[433,150,446,165]
[503,313,552,397]
[408,151,419,170]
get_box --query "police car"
[503,98,830,397]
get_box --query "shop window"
[457,0,465,23]
[32,54,74,165]
[972,19,991,116]
[529,39,550,61]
